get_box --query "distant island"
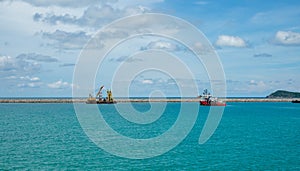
[266,90,300,98]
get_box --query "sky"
[0,0,300,97]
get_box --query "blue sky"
[0,0,300,97]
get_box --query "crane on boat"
[86,85,116,104]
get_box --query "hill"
[266,90,300,98]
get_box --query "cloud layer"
[253,53,272,58]
[41,30,90,50]
[33,3,150,29]
[21,0,108,7]
[1,0,300,97]
[0,55,41,74]
[16,53,58,62]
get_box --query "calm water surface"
[1,102,299,170]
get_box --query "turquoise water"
[1,102,299,170]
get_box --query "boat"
[199,89,226,106]
[86,85,116,104]
[292,100,300,103]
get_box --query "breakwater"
[0,98,299,103]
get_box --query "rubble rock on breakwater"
[0,98,85,103]
[0,98,299,103]
[224,98,299,102]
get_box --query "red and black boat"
[199,89,226,106]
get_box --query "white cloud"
[5,75,17,79]
[17,82,42,88]
[215,35,247,47]
[109,56,143,63]
[247,80,268,93]
[194,42,204,49]
[47,80,72,89]
[274,31,300,46]
[20,76,40,81]
[31,77,40,81]
[2,71,42,89]
[193,41,212,54]
[141,40,184,51]
[0,56,14,70]
[7,75,43,88]
[142,79,153,84]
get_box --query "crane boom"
[96,85,104,97]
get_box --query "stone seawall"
[225,98,299,102]
[0,99,85,103]
[0,98,299,103]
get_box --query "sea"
[1,102,299,170]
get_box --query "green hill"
[266,90,300,98]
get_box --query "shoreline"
[0,98,299,103]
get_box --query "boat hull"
[96,101,117,104]
[86,100,117,104]
[200,100,226,106]
[292,100,300,103]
